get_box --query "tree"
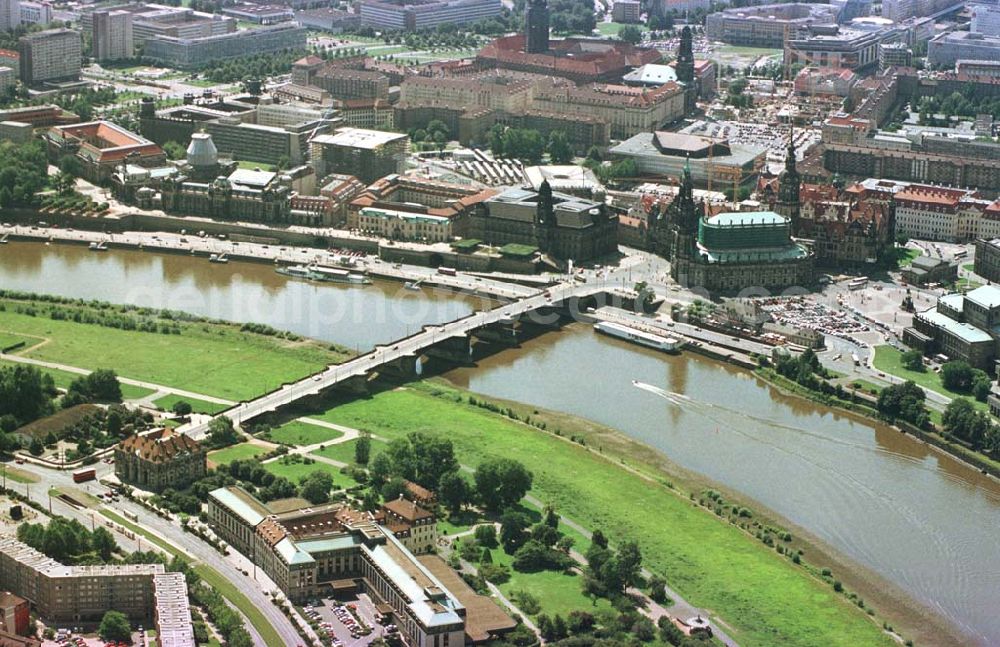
[368,452,392,488]
[973,373,993,402]
[355,432,371,465]
[171,400,193,417]
[941,361,975,391]
[300,470,334,504]
[28,437,44,456]
[473,524,498,548]
[648,574,668,603]
[876,381,928,427]
[499,510,530,553]
[381,476,408,502]
[547,131,573,164]
[92,526,116,562]
[206,417,240,448]
[162,141,186,160]
[474,458,533,512]
[900,349,925,372]
[618,25,643,45]
[106,407,123,437]
[67,369,122,403]
[438,470,468,514]
[98,611,131,643]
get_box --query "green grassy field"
[1,464,39,483]
[0,299,345,400]
[311,437,386,465]
[208,444,267,465]
[154,394,230,415]
[872,346,987,412]
[1,358,152,400]
[193,565,284,647]
[121,383,157,400]
[595,21,647,36]
[316,383,893,647]
[896,248,921,267]
[0,332,31,351]
[962,263,976,272]
[263,456,357,489]
[269,420,343,446]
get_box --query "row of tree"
[488,126,574,165]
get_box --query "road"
[11,461,305,647]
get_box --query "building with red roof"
[45,120,165,183]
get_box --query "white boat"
[309,265,372,285]
[88,241,108,251]
[209,253,229,263]
[276,264,312,279]
[404,279,423,291]
[594,321,682,353]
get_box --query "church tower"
[525,0,550,54]
[669,159,701,286]
[775,128,802,235]
[675,26,697,114]
[535,179,556,252]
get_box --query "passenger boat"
[275,264,312,279]
[404,279,423,291]
[208,253,229,263]
[309,265,372,285]
[594,321,681,353]
[88,241,108,251]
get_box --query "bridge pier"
[331,373,370,396]
[377,354,420,380]
[424,335,474,365]
[472,321,520,347]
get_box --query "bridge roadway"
[184,281,626,439]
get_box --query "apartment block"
[0,0,19,32]
[93,9,134,62]
[18,1,50,25]
[18,28,81,85]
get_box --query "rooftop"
[966,285,1000,310]
[312,127,408,150]
[918,309,994,344]
[209,486,270,528]
[705,211,788,227]
[118,428,204,464]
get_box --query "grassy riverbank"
[313,381,896,647]
[0,294,349,400]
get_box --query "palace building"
[114,428,207,493]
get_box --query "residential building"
[114,428,207,493]
[971,3,1000,36]
[0,67,14,95]
[610,131,767,188]
[310,127,409,183]
[470,183,619,261]
[0,537,194,643]
[878,41,911,71]
[0,593,28,636]
[142,23,306,69]
[893,185,990,242]
[18,29,81,85]
[93,10,134,62]
[207,490,482,647]
[0,0,19,32]
[45,120,165,184]
[18,1,50,25]
[706,3,838,47]
[293,55,392,102]
[381,497,437,555]
[358,0,502,30]
[336,98,394,129]
[612,0,641,23]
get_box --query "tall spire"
[671,155,698,234]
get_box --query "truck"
[72,468,96,483]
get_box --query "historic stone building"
[115,428,207,493]
[668,161,814,293]
[470,181,619,261]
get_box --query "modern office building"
[79,4,236,46]
[705,3,838,47]
[785,23,901,73]
[610,131,766,188]
[93,9,134,62]
[310,127,409,183]
[971,3,1000,36]
[115,428,207,493]
[0,67,14,95]
[469,183,618,261]
[0,536,194,645]
[928,31,1000,68]
[18,29,81,85]
[142,23,306,69]
[220,3,293,24]
[358,0,502,30]
[612,0,641,23]
[18,1,50,25]
[293,7,361,32]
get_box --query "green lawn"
[121,383,157,401]
[154,393,230,415]
[269,420,343,446]
[1,464,39,483]
[0,359,79,390]
[208,444,267,465]
[962,263,976,273]
[311,437,386,465]
[263,456,357,489]
[0,332,31,351]
[872,346,987,412]
[896,248,921,267]
[193,565,284,647]
[0,299,345,400]
[596,21,647,36]
[316,383,893,647]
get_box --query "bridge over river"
[183,281,639,439]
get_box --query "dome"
[186,133,218,168]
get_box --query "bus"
[72,468,95,483]
[847,278,868,290]
[954,250,968,260]
[437,266,456,276]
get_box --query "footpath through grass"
[873,346,988,412]
[0,296,347,400]
[316,382,893,647]
[268,420,343,445]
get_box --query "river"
[2,242,998,645]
